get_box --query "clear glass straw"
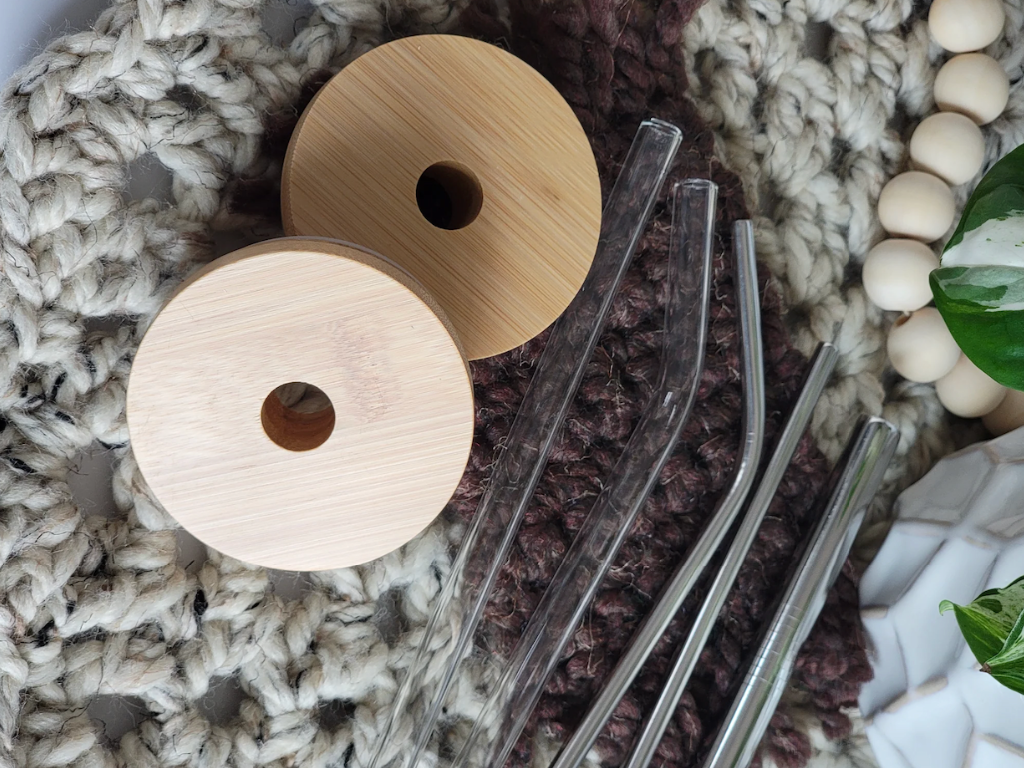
[451,177,717,768]
[623,340,839,768]
[551,219,766,768]
[701,416,898,768]
[368,119,684,768]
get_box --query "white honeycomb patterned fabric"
[0,0,1020,767]
[860,429,1024,768]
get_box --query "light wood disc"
[282,34,602,360]
[127,238,475,572]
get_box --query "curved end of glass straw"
[731,220,767,473]
[623,340,840,768]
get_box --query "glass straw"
[551,218,766,768]
[451,177,717,768]
[701,416,898,768]
[368,119,684,768]
[623,340,839,768]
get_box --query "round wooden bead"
[282,35,602,361]
[936,354,1007,418]
[862,239,940,312]
[886,308,961,383]
[909,112,986,186]
[984,388,1024,436]
[928,0,1005,53]
[127,239,475,572]
[934,53,1009,125]
[877,172,955,242]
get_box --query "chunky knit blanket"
[0,0,1021,767]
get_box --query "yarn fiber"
[0,0,1016,767]
[680,0,1024,761]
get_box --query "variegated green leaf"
[942,202,1024,270]
[945,143,1024,253]
[987,608,1024,694]
[940,575,1024,664]
[931,266,1024,390]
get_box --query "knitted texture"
[683,0,1024,519]
[431,2,870,767]
[0,1,1006,768]
[678,0,1024,762]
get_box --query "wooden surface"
[282,34,602,361]
[127,238,475,572]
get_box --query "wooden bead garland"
[936,354,1008,417]
[909,112,986,186]
[887,308,961,383]
[867,1,1010,428]
[928,0,1006,52]
[862,239,939,312]
[984,388,1024,435]
[934,53,1011,125]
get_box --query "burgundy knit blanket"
[250,1,873,765]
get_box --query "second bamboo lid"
[282,34,602,360]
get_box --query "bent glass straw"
[551,219,767,768]
[624,340,840,768]
[368,119,684,768]
[702,416,898,768]
[451,178,718,768]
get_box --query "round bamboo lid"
[127,238,475,571]
[282,34,602,360]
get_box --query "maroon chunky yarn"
[235,7,875,765]
[443,2,874,767]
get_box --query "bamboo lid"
[127,238,475,571]
[282,34,602,360]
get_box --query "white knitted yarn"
[683,0,1024,765]
[1,0,1020,767]
[0,2,497,767]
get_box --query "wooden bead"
[984,388,1024,436]
[934,53,1009,125]
[862,239,939,312]
[127,239,476,572]
[282,35,602,361]
[928,0,1005,53]
[886,308,961,383]
[936,354,1007,418]
[877,172,955,242]
[909,112,986,186]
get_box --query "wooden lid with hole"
[127,238,475,571]
[282,34,602,360]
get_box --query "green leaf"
[940,576,1024,664]
[945,143,1024,253]
[990,608,1024,660]
[989,665,1024,694]
[987,608,1024,694]
[931,266,1024,390]
[951,186,1024,255]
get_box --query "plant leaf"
[952,186,1024,255]
[940,576,1024,664]
[945,143,1024,253]
[987,608,1024,694]
[931,266,1024,390]
[989,665,1024,694]
[942,203,1024,271]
